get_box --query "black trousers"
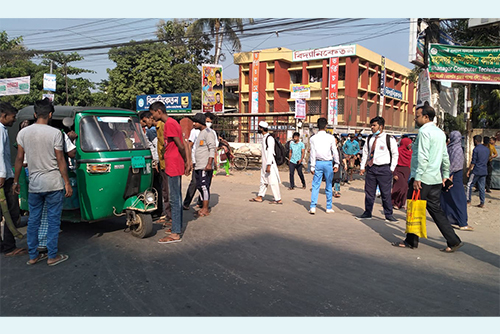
[486,160,492,191]
[364,164,393,216]
[405,179,461,248]
[183,164,202,207]
[0,179,21,253]
[289,162,306,188]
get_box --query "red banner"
[328,57,339,125]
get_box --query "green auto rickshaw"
[10,106,158,238]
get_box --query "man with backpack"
[357,116,399,222]
[249,121,282,204]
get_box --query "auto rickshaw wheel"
[233,155,248,170]
[130,213,153,238]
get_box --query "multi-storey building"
[233,44,416,142]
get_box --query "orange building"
[233,44,416,142]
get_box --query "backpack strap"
[386,134,393,166]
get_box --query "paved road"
[1,169,499,316]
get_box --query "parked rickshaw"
[10,106,158,238]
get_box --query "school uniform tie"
[366,135,379,167]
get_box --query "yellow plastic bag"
[405,190,427,238]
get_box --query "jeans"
[289,162,306,188]
[467,174,486,204]
[168,175,183,234]
[27,190,64,260]
[310,160,333,210]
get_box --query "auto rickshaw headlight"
[144,191,156,204]
[87,164,111,174]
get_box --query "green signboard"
[428,43,500,84]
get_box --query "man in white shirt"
[309,117,340,214]
[249,121,282,204]
[183,124,201,210]
[357,116,399,222]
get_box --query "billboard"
[295,99,306,119]
[290,85,311,99]
[202,64,224,113]
[0,76,30,96]
[251,52,260,114]
[428,43,500,84]
[136,93,192,112]
[43,73,56,92]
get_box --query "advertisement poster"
[202,64,224,113]
[428,43,500,84]
[328,57,339,125]
[0,76,30,96]
[43,73,56,92]
[42,93,54,102]
[295,99,306,119]
[136,93,192,112]
[291,85,311,99]
[416,68,432,108]
[293,44,356,62]
[251,52,260,113]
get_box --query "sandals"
[158,236,182,244]
[47,254,69,266]
[5,248,28,257]
[249,198,263,203]
[194,211,209,218]
[269,200,283,205]
[391,241,415,249]
[441,242,464,253]
[459,226,474,231]
[26,253,48,265]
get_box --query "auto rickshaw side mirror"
[62,117,74,128]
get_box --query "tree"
[189,18,253,64]
[107,20,214,110]
[43,52,94,105]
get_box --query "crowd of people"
[1,99,498,263]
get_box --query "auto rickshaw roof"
[17,105,137,122]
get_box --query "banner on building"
[291,85,310,99]
[42,93,54,102]
[328,57,339,125]
[136,93,192,112]
[43,73,56,92]
[378,56,386,114]
[428,43,500,84]
[202,64,224,113]
[251,52,260,113]
[416,68,432,108]
[295,99,306,119]
[0,76,30,96]
[293,44,356,62]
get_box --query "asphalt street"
[1,168,499,316]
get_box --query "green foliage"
[107,20,214,110]
[443,113,466,134]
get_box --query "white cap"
[258,121,269,128]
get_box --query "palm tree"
[190,18,253,64]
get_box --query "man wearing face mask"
[249,121,282,204]
[204,113,219,177]
[357,116,399,222]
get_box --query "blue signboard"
[136,93,192,112]
[384,87,403,100]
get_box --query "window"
[338,99,344,115]
[309,68,322,83]
[357,100,362,116]
[338,66,346,80]
[288,101,295,112]
[242,101,248,113]
[308,100,321,115]
[268,69,274,83]
[268,100,274,112]
[243,72,249,85]
[80,116,148,152]
[290,70,302,84]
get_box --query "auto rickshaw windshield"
[80,115,149,152]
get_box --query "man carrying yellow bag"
[392,102,463,252]
[405,190,427,238]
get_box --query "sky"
[0,18,413,85]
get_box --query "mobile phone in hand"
[442,179,453,192]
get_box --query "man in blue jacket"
[466,135,490,208]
